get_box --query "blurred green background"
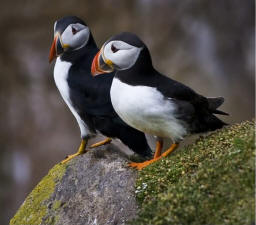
[0,0,254,224]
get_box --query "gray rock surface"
[10,145,138,225]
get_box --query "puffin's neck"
[115,47,155,86]
[60,34,98,63]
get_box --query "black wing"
[68,64,115,116]
[150,71,209,110]
[152,72,228,115]
[152,71,228,132]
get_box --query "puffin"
[49,17,152,163]
[91,32,228,170]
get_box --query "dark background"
[0,1,254,224]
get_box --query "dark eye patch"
[72,26,78,35]
[111,44,119,53]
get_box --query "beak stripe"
[91,48,115,76]
[49,35,58,63]
[100,45,114,69]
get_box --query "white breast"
[54,58,91,138]
[110,78,188,141]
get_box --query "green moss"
[43,214,60,225]
[132,120,255,225]
[10,163,67,225]
[52,200,62,210]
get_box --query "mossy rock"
[132,120,255,225]
[10,146,138,225]
[10,121,255,225]
[10,163,66,225]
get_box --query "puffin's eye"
[111,44,119,53]
[72,27,78,35]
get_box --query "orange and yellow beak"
[49,33,67,63]
[91,48,114,76]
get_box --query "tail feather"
[207,97,228,116]
[191,113,227,134]
[204,114,228,131]
[211,109,229,116]
[207,97,224,109]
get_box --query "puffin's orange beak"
[49,34,67,63]
[49,35,58,63]
[91,48,114,76]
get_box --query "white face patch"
[103,41,142,70]
[61,23,90,51]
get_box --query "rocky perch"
[10,145,138,225]
[10,120,255,225]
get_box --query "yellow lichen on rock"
[10,163,67,225]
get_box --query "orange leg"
[61,139,88,164]
[89,137,112,148]
[161,143,178,157]
[154,140,163,158]
[128,142,179,170]
[128,140,163,170]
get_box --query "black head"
[49,16,96,63]
[91,32,153,76]
[54,16,87,34]
[106,32,145,48]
